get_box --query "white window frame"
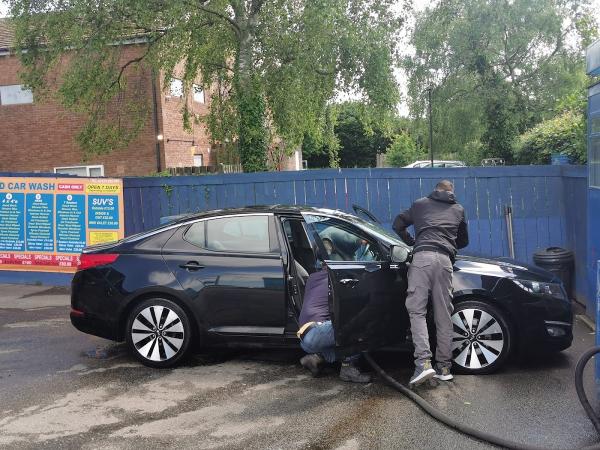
[54,165,105,177]
[169,78,184,98]
[0,84,34,105]
[193,154,204,167]
[193,84,205,103]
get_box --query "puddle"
[83,344,126,360]
[19,286,71,299]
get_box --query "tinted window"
[184,221,205,247]
[305,215,383,262]
[206,216,271,253]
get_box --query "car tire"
[125,298,192,368]
[451,300,512,375]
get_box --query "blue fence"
[0,166,589,308]
[123,165,588,304]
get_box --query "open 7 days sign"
[0,177,125,273]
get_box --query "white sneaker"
[409,360,436,386]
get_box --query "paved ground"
[1,284,599,449]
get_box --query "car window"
[305,215,383,262]
[184,221,205,247]
[205,216,271,253]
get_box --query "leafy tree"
[334,103,392,167]
[10,0,402,172]
[385,132,425,167]
[513,110,585,164]
[404,0,596,163]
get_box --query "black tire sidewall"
[451,300,512,375]
[125,298,192,368]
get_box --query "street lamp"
[427,86,434,167]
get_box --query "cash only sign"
[0,177,125,273]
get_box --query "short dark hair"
[436,180,454,191]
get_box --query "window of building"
[205,216,271,253]
[193,154,203,167]
[169,78,184,98]
[0,85,33,105]
[54,165,104,177]
[193,84,205,103]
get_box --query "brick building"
[0,19,302,177]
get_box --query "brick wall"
[159,61,213,168]
[0,46,161,177]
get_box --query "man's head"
[435,180,454,192]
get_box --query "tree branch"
[197,1,241,37]
[109,34,164,90]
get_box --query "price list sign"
[0,177,124,273]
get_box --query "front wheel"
[125,298,191,368]
[451,300,512,374]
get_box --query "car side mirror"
[390,245,411,263]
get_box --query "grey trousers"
[406,250,454,368]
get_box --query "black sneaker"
[434,365,454,381]
[300,354,325,377]
[409,360,436,386]
[339,363,371,383]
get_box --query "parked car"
[71,205,572,374]
[481,158,505,166]
[404,160,467,168]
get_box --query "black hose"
[363,351,600,450]
[575,347,600,435]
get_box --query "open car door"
[303,213,410,356]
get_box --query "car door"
[303,213,410,356]
[162,214,287,335]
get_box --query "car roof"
[167,205,351,224]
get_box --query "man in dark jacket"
[393,180,469,386]
[297,267,371,383]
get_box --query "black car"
[70,205,572,374]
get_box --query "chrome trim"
[544,320,572,327]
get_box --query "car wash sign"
[0,177,124,273]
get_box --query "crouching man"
[297,266,371,383]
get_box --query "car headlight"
[513,279,566,299]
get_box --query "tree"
[404,0,596,163]
[10,0,403,172]
[385,132,425,167]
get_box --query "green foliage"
[10,0,402,170]
[404,0,596,163]
[334,103,392,168]
[514,110,586,164]
[385,132,425,167]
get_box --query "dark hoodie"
[392,190,469,261]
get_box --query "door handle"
[340,278,359,286]
[179,261,205,271]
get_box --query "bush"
[514,110,586,164]
[385,132,425,167]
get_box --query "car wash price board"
[0,177,124,273]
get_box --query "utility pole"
[427,86,434,167]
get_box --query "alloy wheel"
[452,307,505,370]
[131,305,185,362]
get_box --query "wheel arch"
[118,290,201,342]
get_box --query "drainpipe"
[151,69,162,172]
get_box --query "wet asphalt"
[0,284,599,449]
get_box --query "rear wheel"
[451,300,512,374]
[125,298,191,368]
